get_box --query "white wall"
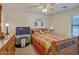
[49,7,79,36]
[2,4,49,33]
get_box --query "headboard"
[32,28,48,34]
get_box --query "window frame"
[71,15,79,36]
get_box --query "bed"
[31,28,79,55]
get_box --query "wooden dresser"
[0,5,1,33]
[0,34,16,55]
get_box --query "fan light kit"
[42,8,47,13]
[41,3,48,13]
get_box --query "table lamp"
[50,26,54,32]
[5,23,9,35]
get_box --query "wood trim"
[0,5,2,37]
[51,41,57,55]
[0,5,2,11]
[77,37,79,54]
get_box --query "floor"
[15,44,39,55]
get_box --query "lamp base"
[5,33,9,35]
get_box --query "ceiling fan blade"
[28,3,44,9]
[49,8,54,11]
[27,3,55,12]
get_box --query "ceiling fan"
[31,3,55,13]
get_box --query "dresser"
[0,33,16,55]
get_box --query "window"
[71,16,79,36]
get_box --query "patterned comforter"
[32,32,70,55]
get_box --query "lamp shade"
[5,23,9,27]
[50,26,54,30]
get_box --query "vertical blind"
[72,16,79,36]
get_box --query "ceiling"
[2,3,79,15]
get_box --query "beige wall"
[2,4,79,35]
[49,7,79,35]
[2,4,49,33]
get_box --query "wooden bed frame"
[31,28,79,55]
[51,37,79,55]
